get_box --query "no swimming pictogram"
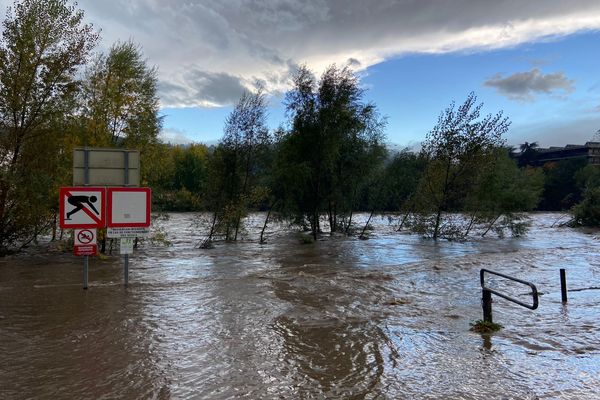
[77,229,95,244]
[60,187,106,229]
[74,228,97,256]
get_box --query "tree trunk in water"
[225,223,231,241]
[482,214,501,237]
[208,212,218,240]
[360,209,375,239]
[235,151,253,242]
[312,210,319,240]
[397,209,411,231]
[51,212,57,241]
[328,201,334,234]
[345,211,354,235]
[463,212,477,237]
[433,209,442,239]
[233,215,241,241]
[332,204,337,233]
[201,211,219,248]
[260,206,273,244]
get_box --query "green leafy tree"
[0,0,98,253]
[375,150,427,231]
[169,144,208,211]
[572,187,600,227]
[415,92,510,239]
[203,89,270,244]
[539,158,588,210]
[173,144,209,193]
[465,148,544,237]
[380,150,426,210]
[280,64,386,239]
[79,40,161,252]
[80,40,160,148]
[572,164,600,226]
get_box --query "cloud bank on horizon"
[52,0,600,109]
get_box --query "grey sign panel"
[73,148,140,186]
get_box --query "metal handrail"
[480,269,539,310]
[479,269,539,323]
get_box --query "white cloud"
[159,128,196,145]
[6,0,600,108]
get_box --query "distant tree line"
[151,78,598,244]
[0,0,597,254]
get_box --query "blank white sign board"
[107,188,151,227]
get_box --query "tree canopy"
[0,0,98,253]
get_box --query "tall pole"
[124,152,129,287]
[124,255,129,287]
[83,148,89,290]
[560,269,568,303]
[83,255,89,289]
[482,289,493,323]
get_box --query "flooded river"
[1,213,599,399]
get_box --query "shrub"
[572,187,600,227]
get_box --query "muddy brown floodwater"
[1,213,599,399]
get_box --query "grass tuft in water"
[469,320,503,333]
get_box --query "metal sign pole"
[83,148,89,290]
[83,256,89,289]
[124,254,129,287]
[123,152,129,287]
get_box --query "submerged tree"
[204,89,270,244]
[538,158,588,211]
[0,0,98,253]
[379,150,427,230]
[279,64,386,239]
[414,92,510,239]
[464,148,544,237]
[572,164,600,227]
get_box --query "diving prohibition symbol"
[60,187,106,229]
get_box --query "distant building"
[526,142,600,166]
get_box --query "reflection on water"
[1,213,599,399]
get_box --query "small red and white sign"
[75,229,96,245]
[60,187,106,229]
[107,187,151,228]
[74,228,97,256]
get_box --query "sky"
[7,0,600,148]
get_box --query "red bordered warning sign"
[74,228,97,256]
[60,187,106,229]
[107,187,151,228]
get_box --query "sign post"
[74,228,97,256]
[106,187,151,287]
[60,187,106,289]
[62,148,149,289]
